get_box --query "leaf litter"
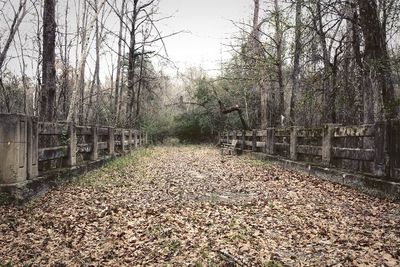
[0,145,399,266]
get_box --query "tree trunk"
[357,0,397,121]
[289,0,302,125]
[41,0,57,122]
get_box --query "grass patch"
[73,148,152,187]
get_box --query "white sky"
[2,0,254,80]
[156,0,253,76]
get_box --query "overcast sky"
[156,0,253,76]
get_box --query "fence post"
[108,127,115,156]
[290,126,299,161]
[373,121,387,176]
[27,116,39,178]
[233,130,237,141]
[266,128,275,155]
[90,126,98,160]
[322,124,337,165]
[64,122,77,167]
[121,129,126,153]
[241,130,245,151]
[128,130,133,152]
[134,130,138,148]
[145,132,148,145]
[252,129,257,151]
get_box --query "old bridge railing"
[0,114,147,186]
[220,121,400,182]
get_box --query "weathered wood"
[97,127,109,136]
[245,131,253,137]
[332,147,375,161]
[388,120,400,179]
[27,117,39,178]
[256,141,266,148]
[134,130,138,148]
[76,126,92,136]
[128,130,133,151]
[241,130,245,151]
[38,146,67,161]
[297,145,322,156]
[275,142,289,148]
[374,122,387,176]
[38,122,68,135]
[252,129,257,151]
[256,130,266,137]
[121,129,126,152]
[297,128,323,138]
[275,128,290,137]
[322,124,339,165]
[98,142,108,150]
[64,123,76,167]
[108,127,115,155]
[90,127,98,160]
[266,128,275,155]
[333,124,374,137]
[290,127,299,160]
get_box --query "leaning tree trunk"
[41,0,57,122]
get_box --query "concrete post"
[134,130,138,148]
[241,130,245,151]
[27,116,39,178]
[90,126,98,160]
[0,114,28,184]
[290,127,299,161]
[252,129,257,151]
[128,130,133,152]
[64,122,77,167]
[322,124,339,165]
[266,128,275,155]
[374,121,387,177]
[121,129,126,153]
[108,127,115,156]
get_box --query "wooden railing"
[220,121,400,181]
[0,114,147,186]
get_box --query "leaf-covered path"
[1,146,399,266]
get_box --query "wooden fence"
[0,114,147,186]
[220,121,400,181]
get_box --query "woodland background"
[1,0,400,143]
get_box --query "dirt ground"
[1,145,399,266]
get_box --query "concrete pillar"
[322,124,340,165]
[290,127,300,161]
[0,114,28,184]
[90,126,98,160]
[128,130,133,152]
[374,121,387,177]
[121,129,126,153]
[134,131,138,148]
[266,128,275,155]
[252,129,257,151]
[108,127,115,155]
[64,122,77,167]
[27,116,39,179]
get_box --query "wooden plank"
[256,130,266,137]
[275,129,290,137]
[332,147,374,161]
[38,146,67,161]
[256,141,266,148]
[244,140,252,146]
[245,131,253,137]
[297,128,323,138]
[38,122,68,135]
[333,124,374,137]
[76,126,92,135]
[297,145,322,156]
[97,127,109,136]
[98,141,108,150]
[275,142,289,148]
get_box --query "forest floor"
[0,145,399,266]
